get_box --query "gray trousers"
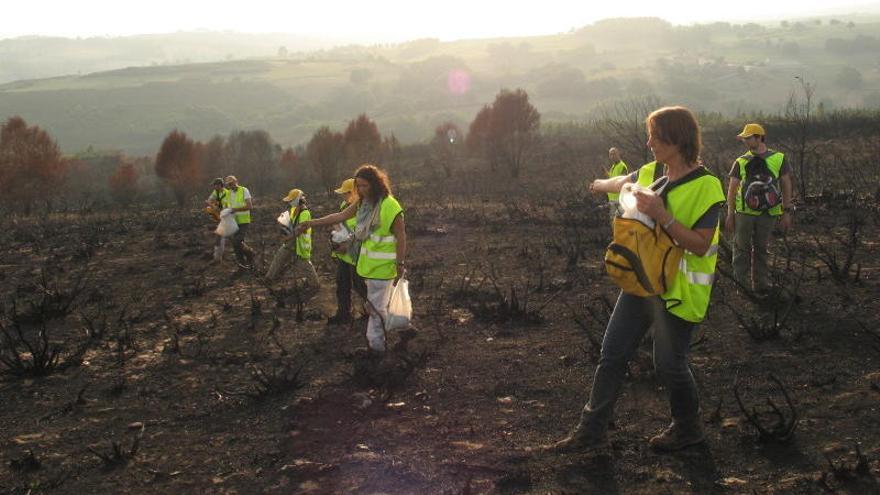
[732,212,776,291]
[578,292,700,439]
[265,243,320,290]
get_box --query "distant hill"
[0,31,350,84]
[1,16,879,155]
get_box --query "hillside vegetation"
[1,16,879,154]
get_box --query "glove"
[220,208,233,217]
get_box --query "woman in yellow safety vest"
[547,106,725,453]
[295,164,406,353]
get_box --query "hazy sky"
[2,0,878,40]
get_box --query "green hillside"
[1,16,879,155]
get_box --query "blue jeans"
[579,292,700,438]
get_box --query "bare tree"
[592,95,661,166]
[781,76,815,199]
[430,122,463,178]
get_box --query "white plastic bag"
[331,225,353,244]
[215,214,239,238]
[619,176,669,228]
[277,210,292,234]
[386,278,412,331]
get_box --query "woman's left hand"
[634,189,667,221]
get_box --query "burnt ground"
[1,187,879,494]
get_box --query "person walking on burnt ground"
[543,106,725,454]
[295,164,406,353]
[724,123,794,297]
[327,178,367,325]
[222,175,256,270]
[265,188,320,301]
[205,178,229,264]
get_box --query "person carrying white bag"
[295,164,406,353]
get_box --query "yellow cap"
[282,188,303,202]
[737,123,766,138]
[334,178,355,195]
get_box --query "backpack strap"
[653,162,665,183]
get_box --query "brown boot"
[649,422,705,452]
[540,421,608,453]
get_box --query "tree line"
[3,85,879,213]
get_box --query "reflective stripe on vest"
[660,169,726,323]
[607,160,628,202]
[356,195,403,280]
[359,247,397,260]
[229,186,251,224]
[678,257,715,286]
[735,151,785,216]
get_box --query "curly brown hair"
[353,164,392,202]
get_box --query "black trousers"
[335,260,367,316]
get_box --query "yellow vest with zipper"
[356,196,403,280]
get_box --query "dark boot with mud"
[540,415,608,453]
[649,421,705,452]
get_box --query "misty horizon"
[3,0,880,42]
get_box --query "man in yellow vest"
[604,147,629,220]
[222,175,256,269]
[724,124,794,295]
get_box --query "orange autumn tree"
[343,114,382,168]
[465,104,496,172]
[108,160,140,206]
[278,146,300,184]
[467,89,540,177]
[306,126,345,192]
[155,129,200,206]
[0,116,68,212]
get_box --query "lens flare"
[447,69,471,95]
